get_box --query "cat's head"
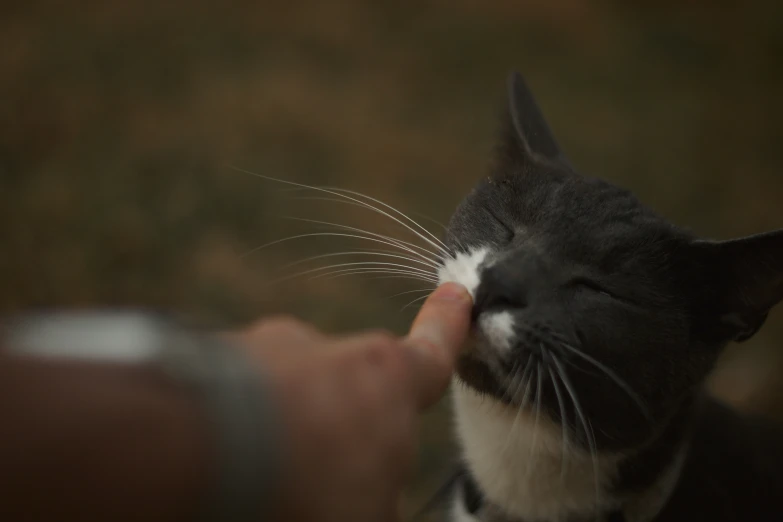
[439,72,783,450]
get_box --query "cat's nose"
[471,262,528,321]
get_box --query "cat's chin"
[454,355,511,404]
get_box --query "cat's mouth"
[455,354,509,400]
[455,334,518,403]
[452,313,516,400]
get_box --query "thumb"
[404,282,472,409]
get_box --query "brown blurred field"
[2,1,783,518]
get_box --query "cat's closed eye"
[571,277,615,299]
[485,207,514,242]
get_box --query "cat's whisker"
[502,355,534,454]
[242,231,431,263]
[514,357,534,408]
[367,274,437,285]
[561,356,602,378]
[232,168,452,258]
[277,184,464,260]
[546,351,570,481]
[286,194,460,256]
[307,261,436,278]
[265,261,435,287]
[498,363,519,405]
[305,184,452,254]
[406,209,449,233]
[369,201,466,256]
[551,354,601,515]
[282,217,443,266]
[585,417,600,515]
[400,208,467,254]
[283,250,439,271]
[559,341,653,425]
[322,273,438,288]
[316,267,438,283]
[282,190,452,254]
[519,358,535,409]
[503,362,520,403]
[505,364,525,411]
[525,361,544,480]
[328,273,436,285]
[400,294,431,312]
[385,288,434,300]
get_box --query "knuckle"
[364,329,398,348]
[251,315,308,335]
[362,331,408,373]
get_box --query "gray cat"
[436,72,783,522]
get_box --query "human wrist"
[0,350,214,522]
[2,311,283,522]
[195,334,284,521]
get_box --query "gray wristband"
[4,310,280,522]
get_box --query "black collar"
[460,470,627,522]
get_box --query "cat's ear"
[693,230,783,342]
[499,71,565,166]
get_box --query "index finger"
[403,282,472,409]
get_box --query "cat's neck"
[451,382,691,522]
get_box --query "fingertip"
[429,282,472,304]
[410,283,472,352]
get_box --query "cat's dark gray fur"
[440,71,783,522]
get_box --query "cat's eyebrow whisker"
[551,354,600,513]
[283,250,439,271]
[559,342,653,425]
[231,168,452,258]
[282,217,443,266]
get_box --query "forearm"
[0,351,214,521]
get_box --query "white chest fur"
[450,384,621,522]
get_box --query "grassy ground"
[2,1,783,518]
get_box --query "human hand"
[236,282,472,522]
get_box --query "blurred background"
[2,0,782,518]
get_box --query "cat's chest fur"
[448,383,692,522]
[451,384,620,522]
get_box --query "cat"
[435,71,783,522]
